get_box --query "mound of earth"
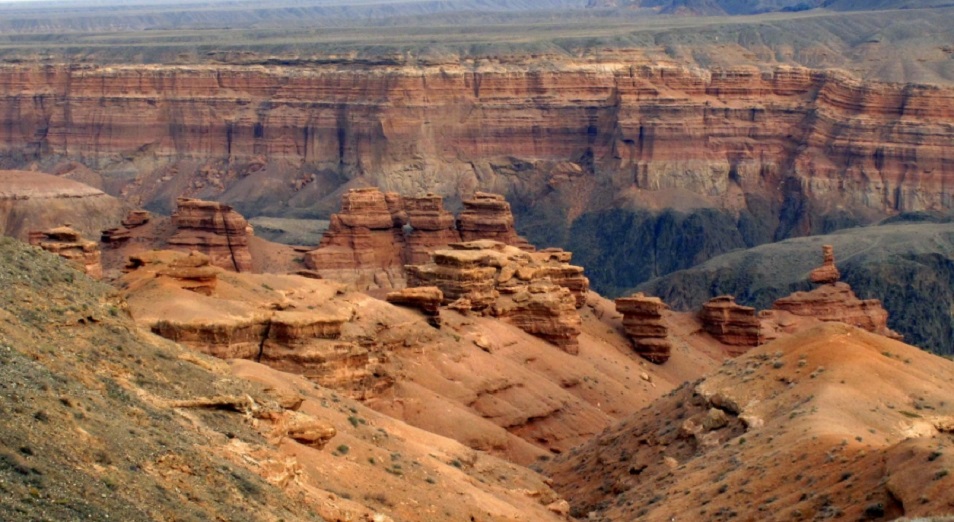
[545,322,954,520]
[0,170,126,241]
[637,221,954,353]
[0,235,588,522]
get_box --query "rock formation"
[28,225,103,279]
[0,170,126,242]
[699,296,760,353]
[168,198,253,272]
[405,194,461,265]
[614,293,671,364]
[809,244,840,284]
[155,250,218,296]
[407,240,584,352]
[303,187,407,289]
[457,193,534,251]
[772,246,902,339]
[386,286,443,327]
[101,210,151,245]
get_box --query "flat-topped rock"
[405,193,461,265]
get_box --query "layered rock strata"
[168,198,253,272]
[303,187,407,289]
[405,194,461,265]
[406,240,584,352]
[699,296,760,353]
[772,246,902,340]
[1,63,952,230]
[28,225,103,279]
[457,193,534,251]
[614,293,671,364]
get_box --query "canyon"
[1,59,953,294]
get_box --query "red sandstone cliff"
[0,62,951,222]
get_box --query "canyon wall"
[1,60,952,291]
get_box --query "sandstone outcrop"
[405,194,461,265]
[168,198,253,272]
[699,296,760,352]
[0,170,126,242]
[303,187,407,288]
[457,193,534,251]
[614,293,671,364]
[407,240,584,352]
[386,286,443,327]
[28,225,103,279]
[772,246,902,340]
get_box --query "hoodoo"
[772,246,902,340]
[614,293,672,364]
[168,198,254,272]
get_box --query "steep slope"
[637,220,954,353]
[0,236,573,521]
[545,322,954,520]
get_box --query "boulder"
[386,286,443,327]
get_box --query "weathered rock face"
[28,225,102,279]
[303,187,407,289]
[407,240,585,352]
[699,295,760,353]
[168,198,253,272]
[772,246,902,340]
[457,192,534,251]
[614,293,671,364]
[405,194,461,265]
[1,62,951,224]
[0,170,126,242]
